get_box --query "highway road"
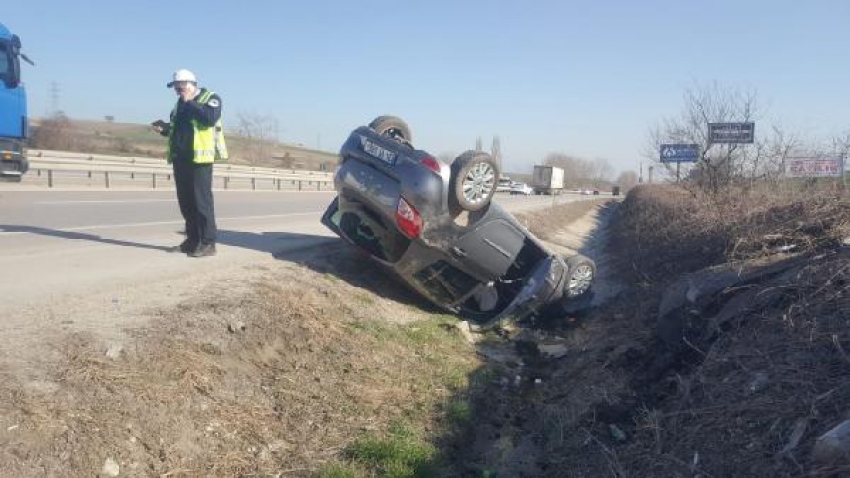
[0,189,336,313]
[0,185,600,375]
[0,188,583,313]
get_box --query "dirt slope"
[0,247,479,476]
[0,198,615,477]
[479,185,850,478]
[14,187,844,478]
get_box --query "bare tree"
[615,170,639,191]
[235,112,279,166]
[591,158,614,186]
[646,81,826,195]
[544,153,613,188]
[29,111,74,150]
[646,81,763,190]
[831,131,850,158]
[491,136,502,169]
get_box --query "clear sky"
[4,1,849,175]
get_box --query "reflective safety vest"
[167,89,228,164]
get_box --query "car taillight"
[396,197,423,239]
[420,156,442,174]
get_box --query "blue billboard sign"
[660,143,700,163]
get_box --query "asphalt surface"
[0,185,592,319]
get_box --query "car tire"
[449,150,500,213]
[559,255,596,314]
[564,254,595,298]
[368,115,412,144]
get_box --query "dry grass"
[29,117,339,170]
[0,264,482,476]
[527,182,850,477]
[5,185,848,477]
[515,197,611,241]
[610,184,850,285]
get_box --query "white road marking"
[36,199,175,204]
[0,212,323,235]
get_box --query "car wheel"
[368,115,412,144]
[564,254,595,298]
[449,151,500,212]
[559,255,596,314]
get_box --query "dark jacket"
[160,88,222,161]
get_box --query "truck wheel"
[368,115,412,144]
[449,151,500,213]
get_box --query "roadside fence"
[24,150,335,191]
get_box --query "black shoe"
[189,243,216,258]
[168,240,196,253]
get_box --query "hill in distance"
[29,117,340,172]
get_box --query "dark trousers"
[173,158,216,246]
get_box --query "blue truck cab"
[0,22,29,181]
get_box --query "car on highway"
[321,116,596,326]
[509,182,534,196]
[496,178,513,193]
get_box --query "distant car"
[321,116,596,326]
[581,189,592,195]
[510,182,533,195]
[496,178,513,193]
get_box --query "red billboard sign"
[786,158,844,178]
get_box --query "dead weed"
[0,264,482,477]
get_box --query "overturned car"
[321,116,595,326]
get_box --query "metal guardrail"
[26,150,335,191]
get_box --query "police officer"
[152,69,228,257]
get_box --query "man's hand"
[178,83,198,102]
[151,120,168,134]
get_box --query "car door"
[450,216,526,280]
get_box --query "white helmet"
[167,69,197,87]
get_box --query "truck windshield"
[0,42,14,85]
[0,43,9,78]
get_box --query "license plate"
[360,136,397,165]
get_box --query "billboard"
[660,143,700,163]
[786,158,844,178]
[708,122,755,144]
